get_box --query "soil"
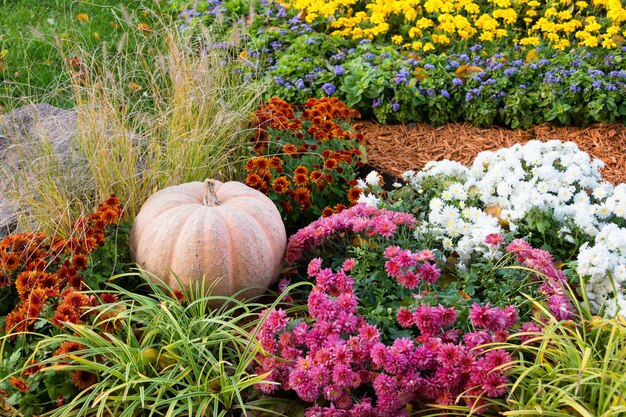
[360,122,626,185]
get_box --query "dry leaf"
[137,23,153,33]
[128,82,142,92]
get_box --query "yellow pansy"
[392,35,404,44]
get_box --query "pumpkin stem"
[203,179,220,207]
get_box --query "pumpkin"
[130,179,286,302]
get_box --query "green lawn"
[0,0,165,111]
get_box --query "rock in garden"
[1,103,82,237]
[0,103,144,238]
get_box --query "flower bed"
[2,96,626,417]
[172,0,626,127]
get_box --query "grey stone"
[2,104,84,237]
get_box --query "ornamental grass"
[2,18,264,237]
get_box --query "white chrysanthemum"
[365,170,381,186]
[357,193,381,207]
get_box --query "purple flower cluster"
[505,239,575,321]
[254,260,517,416]
[286,204,416,263]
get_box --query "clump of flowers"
[255,260,518,415]
[246,97,366,233]
[1,196,125,335]
[0,196,128,409]
[357,140,626,318]
[577,222,626,317]
[286,203,416,264]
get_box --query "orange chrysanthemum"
[293,187,311,205]
[5,308,28,334]
[72,254,88,270]
[9,376,29,393]
[246,173,264,189]
[15,270,40,297]
[321,207,335,217]
[101,293,118,304]
[54,341,86,358]
[333,204,347,213]
[1,252,20,272]
[324,158,338,170]
[272,177,289,194]
[253,157,271,172]
[71,370,97,390]
[294,166,309,176]
[282,143,298,155]
[293,173,308,187]
[348,187,362,204]
[269,156,283,171]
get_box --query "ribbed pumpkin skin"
[130,180,286,301]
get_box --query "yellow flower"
[480,31,495,41]
[464,3,480,14]
[555,39,571,49]
[493,8,518,24]
[409,27,423,38]
[544,7,557,18]
[423,42,435,51]
[557,11,572,21]
[432,33,451,44]
[520,36,540,45]
[526,9,537,17]
[412,41,423,50]
[491,0,511,7]
[546,32,560,41]
[392,35,404,44]
[607,26,620,36]
[527,0,540,6]
[416,17,434,29]
[582,36,599,47]
[575,1,588,8]
[602,36,617,48]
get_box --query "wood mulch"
[360,122,626,185]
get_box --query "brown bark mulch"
[361,122,626,185]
